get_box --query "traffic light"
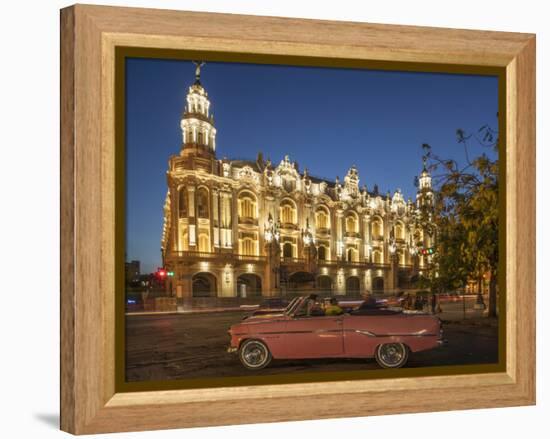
[419,247,435,256]
[156,268,174,278]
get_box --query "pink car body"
[229,296,444,367]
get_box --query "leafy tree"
[424,124,499,317]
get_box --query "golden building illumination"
[161,65,436,298]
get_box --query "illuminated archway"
[346,276,361,295]
[192,272,217,297]
[237,273,262,297]
[372,277,384,292]
[288,271,315,293]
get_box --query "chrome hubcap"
[243,342,267,367]
[380,343,405,365]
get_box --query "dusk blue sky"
[126,58,498,273]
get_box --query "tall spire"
[180,62,217,154]
[418,156,432,190]
[416,156,433,209]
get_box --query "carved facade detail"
[161,66,436,299]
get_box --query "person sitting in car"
[304,294,325,317]
[324,297,344,316]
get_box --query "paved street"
[125,308,498,382]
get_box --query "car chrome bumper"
[227,346,238,354]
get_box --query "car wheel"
[239,339,272,370]
[375,343,409,368]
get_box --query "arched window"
[315,208,330,230]
[395,222,405,240]
[178,188,187,218]
[197,188,209,219]
[280,200,297,225]
[373,250,383,264]
[346,214,358,233]
[372,218,383,239]
[317,246,327,261]
[238,192,257,219]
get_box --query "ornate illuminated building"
[161,64,436,298]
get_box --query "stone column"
[335,268,346,295]
[219,192,227,248]
[364,269,372,293]
[170,186,178,253]
[336,209,344,260]
[230,190,237,253]
[362,215,370,260]
[220,191,233,250]
[220,264,235,297]
[212,189,220,248]
[187,186,196,248]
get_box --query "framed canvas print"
[60,4,536,434]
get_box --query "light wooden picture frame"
[60,4,535,434]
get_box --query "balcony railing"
[167,251,266,263]
[372,262,391,269]
[281,257,306,264]
[280,222,298,230]
[344,231,361,239]
[318,259,390,269]
[234,254,266,262]
[237,216,259,226]
[166,251,393,269]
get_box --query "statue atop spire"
[192,61,205,84]
[180,61,216,153]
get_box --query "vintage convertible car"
[228,296,444,370]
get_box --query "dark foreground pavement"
[125,311,498,382]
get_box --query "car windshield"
[292,299,310,317]
[285,297,303,316]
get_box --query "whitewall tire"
[238,339,272,370]
[375,342,409,368]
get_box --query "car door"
[343,314,380,357]
[282,315,344,358]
